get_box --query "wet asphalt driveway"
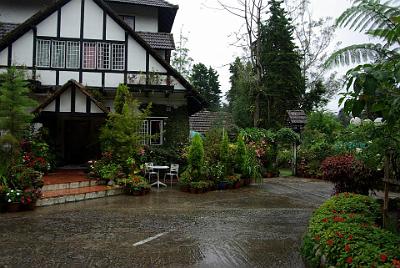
[0,177,332,268]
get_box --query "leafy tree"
[100,98,150,163]
[260,0,305,128]
[171,28,193,79]
[235,134,247,174]
[190,63,221,111]
[0,67,37,139]
[188,134,204,181]
[113,84,130,114]
[0,67,37,172]
[227,58,256,128]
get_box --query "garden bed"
[301,193,400,267]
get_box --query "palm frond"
[336,0,400,43]
[324,43,387,68]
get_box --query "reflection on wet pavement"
[0,177,332,268]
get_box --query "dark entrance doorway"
[64,120,91,164]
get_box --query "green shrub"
[235,134,247,174]
[187,134,205,181]
[220,131,229,173]
[321,154,380,195]
[302,193,400,267]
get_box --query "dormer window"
[122,16,135,30]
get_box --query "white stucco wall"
[43,100,56,112]
[91,104,103,113]
[127,36,146,71]
[0,50,8,65]
[75,89,87,113]
[135,16,158,32]
[105,73,124,88]
[12,31,33,67]
[37,12,58,37]
[106,15,125,41]
[149,55,166,73]
[61,0,81,38]
[36,70,56,85]
[83,0,103,39]
[59,71,80,85]
[60,89,72,112]
[82,72,102,87]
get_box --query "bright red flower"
[346,257,353,264]
[345,244,350,253]
[380,254,387,263]
[327,239,334,247]
[322,218,328,223]
[392,258,400,268]
[314,235,320,241]
[336,232,344,238]
[333,216,346,222]
[348,235,353,241]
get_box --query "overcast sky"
[169,0,371,113]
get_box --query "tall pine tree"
[260,0,304,128]
[190,63,221,111]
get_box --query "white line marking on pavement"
[133,232,170,247]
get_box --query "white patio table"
[150,165,169,189]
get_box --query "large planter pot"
[217,182,227,190]
[180,185,190,192]
[21,202,36,211]
[6,202,21,213]
[189,188,198,194]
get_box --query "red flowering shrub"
[321,154,379,194]
[302,193,400,267]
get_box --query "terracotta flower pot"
[6,202,21,213]
[234,181,241,189]
[21,202,36,211]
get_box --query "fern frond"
[324,43,388,68]
[336,0,400,37]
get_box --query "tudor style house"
[0,0,205,164]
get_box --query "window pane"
[66,41,80,69]
[140,120,149,145]
[51,40,65,68]
[150,120,163,145]
[36,40,51,67]
[83,42,96,69]
[112,44,125,70]
[97,43,110,70]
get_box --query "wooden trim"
[57,8,62,38]
[71,86,76,112]
[37,36,125,44]
[124,32,128,84]
[146,51,149,85]
[55,96,60,113]
[32,27,37,79]
[102,11,107,41]
[7,46,12,66]
[102,71,105,89]
[86,96,91,113]
[79,0,85,83]
[56,71,60,86]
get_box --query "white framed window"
[83,42,96,69]
[51,40,65,68]
[97,42,110,70]
[36,39,51,67]
[140,120,149,145]
[66,41,80,69]
[150,120,163,145]
[112,44,125,70]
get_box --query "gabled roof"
[137,32,175,50]
[105,0,177,8]
[34,80,109,114]
[0,23,19,40]
[286,110,307,125]
[0,0,205,113]
[190,110,236,135]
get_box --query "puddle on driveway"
[0,178,332,267]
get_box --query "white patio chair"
[144,162,157,182]
[164,164,179,186]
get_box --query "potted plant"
[120,175,150,196]
[4,189,23,212]
[178,170,191,192]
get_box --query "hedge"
[301,193,400,267]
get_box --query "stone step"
[42,179,98,191]
[37,186,123,207]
